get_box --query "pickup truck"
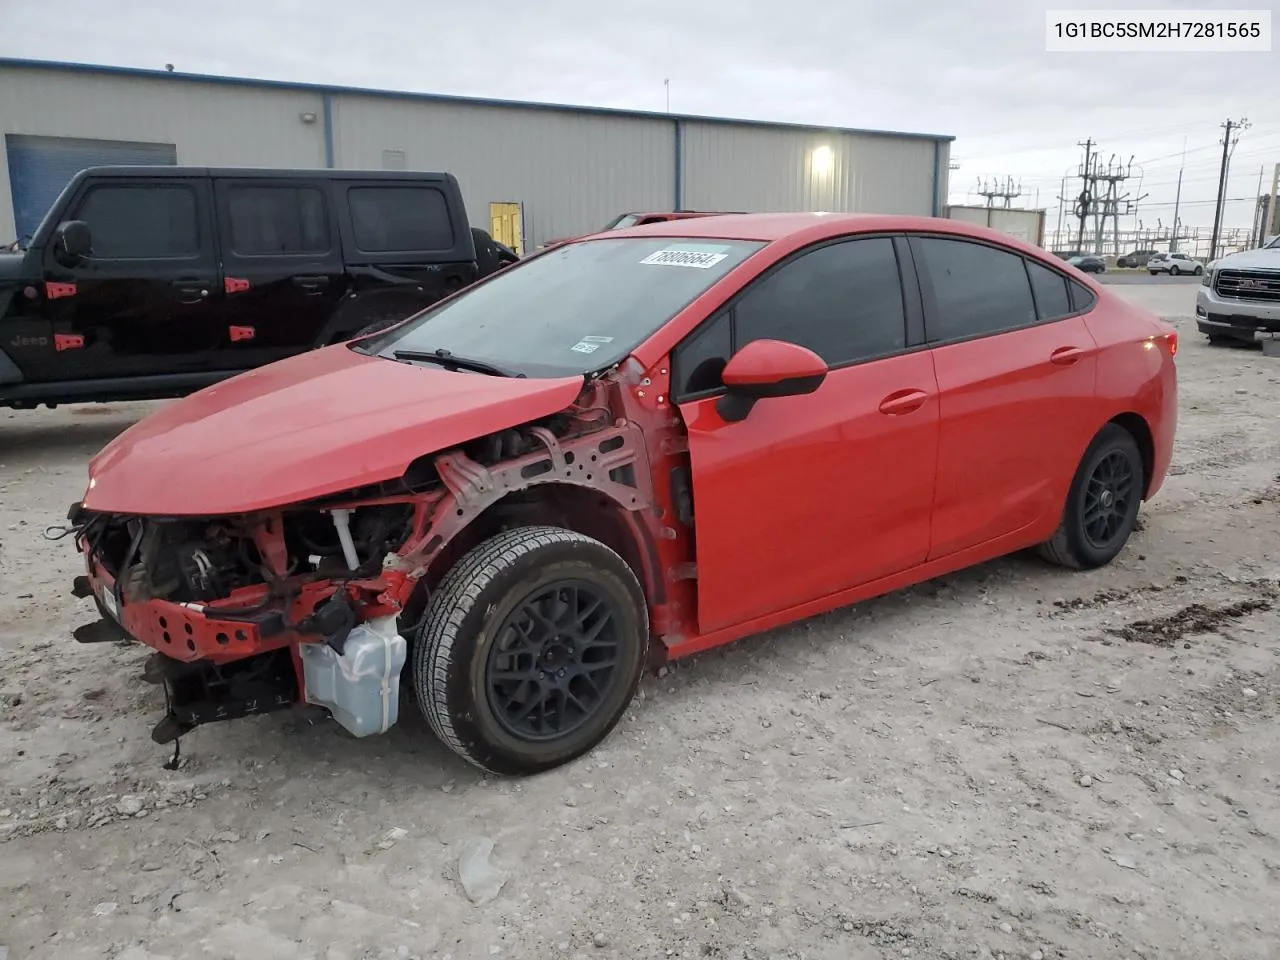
[0,166,516,409]
[1197,235,1280,354]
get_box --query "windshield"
[365,236,765,378]
[603,214,642,231]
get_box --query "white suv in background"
[1197,235,1280,347]
[1148,251,1204,276]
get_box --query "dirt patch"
[1104,589,1276,645]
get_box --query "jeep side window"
[227,185,330,256]
[73,184,200,259]
[348,186,453,252]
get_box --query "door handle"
[292,275,329,294]
[1050,346,1085,366]
[171,281,209,303]
[878,389,930,416]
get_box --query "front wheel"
[1193,265,1204,276]
[1170,265,1181,276]
[413,526,648,775]
[1036,423,1144,570]
[1149,270,1158,276]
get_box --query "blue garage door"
[5,134,178,243]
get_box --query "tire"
[413,526,648,775]
[1170,265,1180,276]
[1193,266,1203,276]
[1036,423,1144,571]
[1149,270,1158,276]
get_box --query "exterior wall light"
[811,145,834,176]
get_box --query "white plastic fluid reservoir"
[299,615,407,737]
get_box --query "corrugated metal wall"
[680,123,940,216]
[0,66,326,245]
[329,96,674,248]
[0,63,949,250]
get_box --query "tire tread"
[414,525,643,773]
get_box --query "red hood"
[83,345,585,516]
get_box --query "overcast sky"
[3,0,1276,242]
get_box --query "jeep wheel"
[1036,423,1143,570]
[413,526,648,775]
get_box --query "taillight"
[1165,331,1178,357]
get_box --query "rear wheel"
[1149,270,1158,276]
[413,526,648,775]
[1193,265,1204,276]
[1037,424,1143,570]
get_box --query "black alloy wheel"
[1080,449,1136,551]
[1036,423,1144,570]
[414,526,648,775]
[485,580,623,741]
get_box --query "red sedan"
[68,213,1178,775]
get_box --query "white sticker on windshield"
[570,340,601,354]
[640,245,730,269]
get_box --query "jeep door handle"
[171,281,209,303]
[293,275,329,294]
[878,389,930,416]
[1050,346,1085,366]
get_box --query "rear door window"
[348,186,454,252]
[912,237,1037,342]
[73,184,200,259]
[226,185,330,255]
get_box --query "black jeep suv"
[0,166,516,409]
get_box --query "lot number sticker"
[640,245,730,269]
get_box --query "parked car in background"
[1197,234,1280,346]
[0,166,512,410]
[1117,248,1159,268]
[68,213,1178,775]
[542,210,744,248]
[1069,255,1106,273]
[1148,251,1203,276]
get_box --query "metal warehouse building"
[0,58,952,253]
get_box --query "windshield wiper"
[392,348,524,378]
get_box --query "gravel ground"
[2,282,1278,960]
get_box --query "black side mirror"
[53,220,92,266]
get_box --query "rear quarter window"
[348,186,454,253]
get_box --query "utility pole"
[1209,118,1249,261]
[1170,137,1186,252]
[1266,163,1280,245]
[1055,175,1066,245]
[1255,165,1267,246]
[1075,139,1094,252]
[664,78,670,112]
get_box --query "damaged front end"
[65,383,660,749]
[69,495,418,745]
